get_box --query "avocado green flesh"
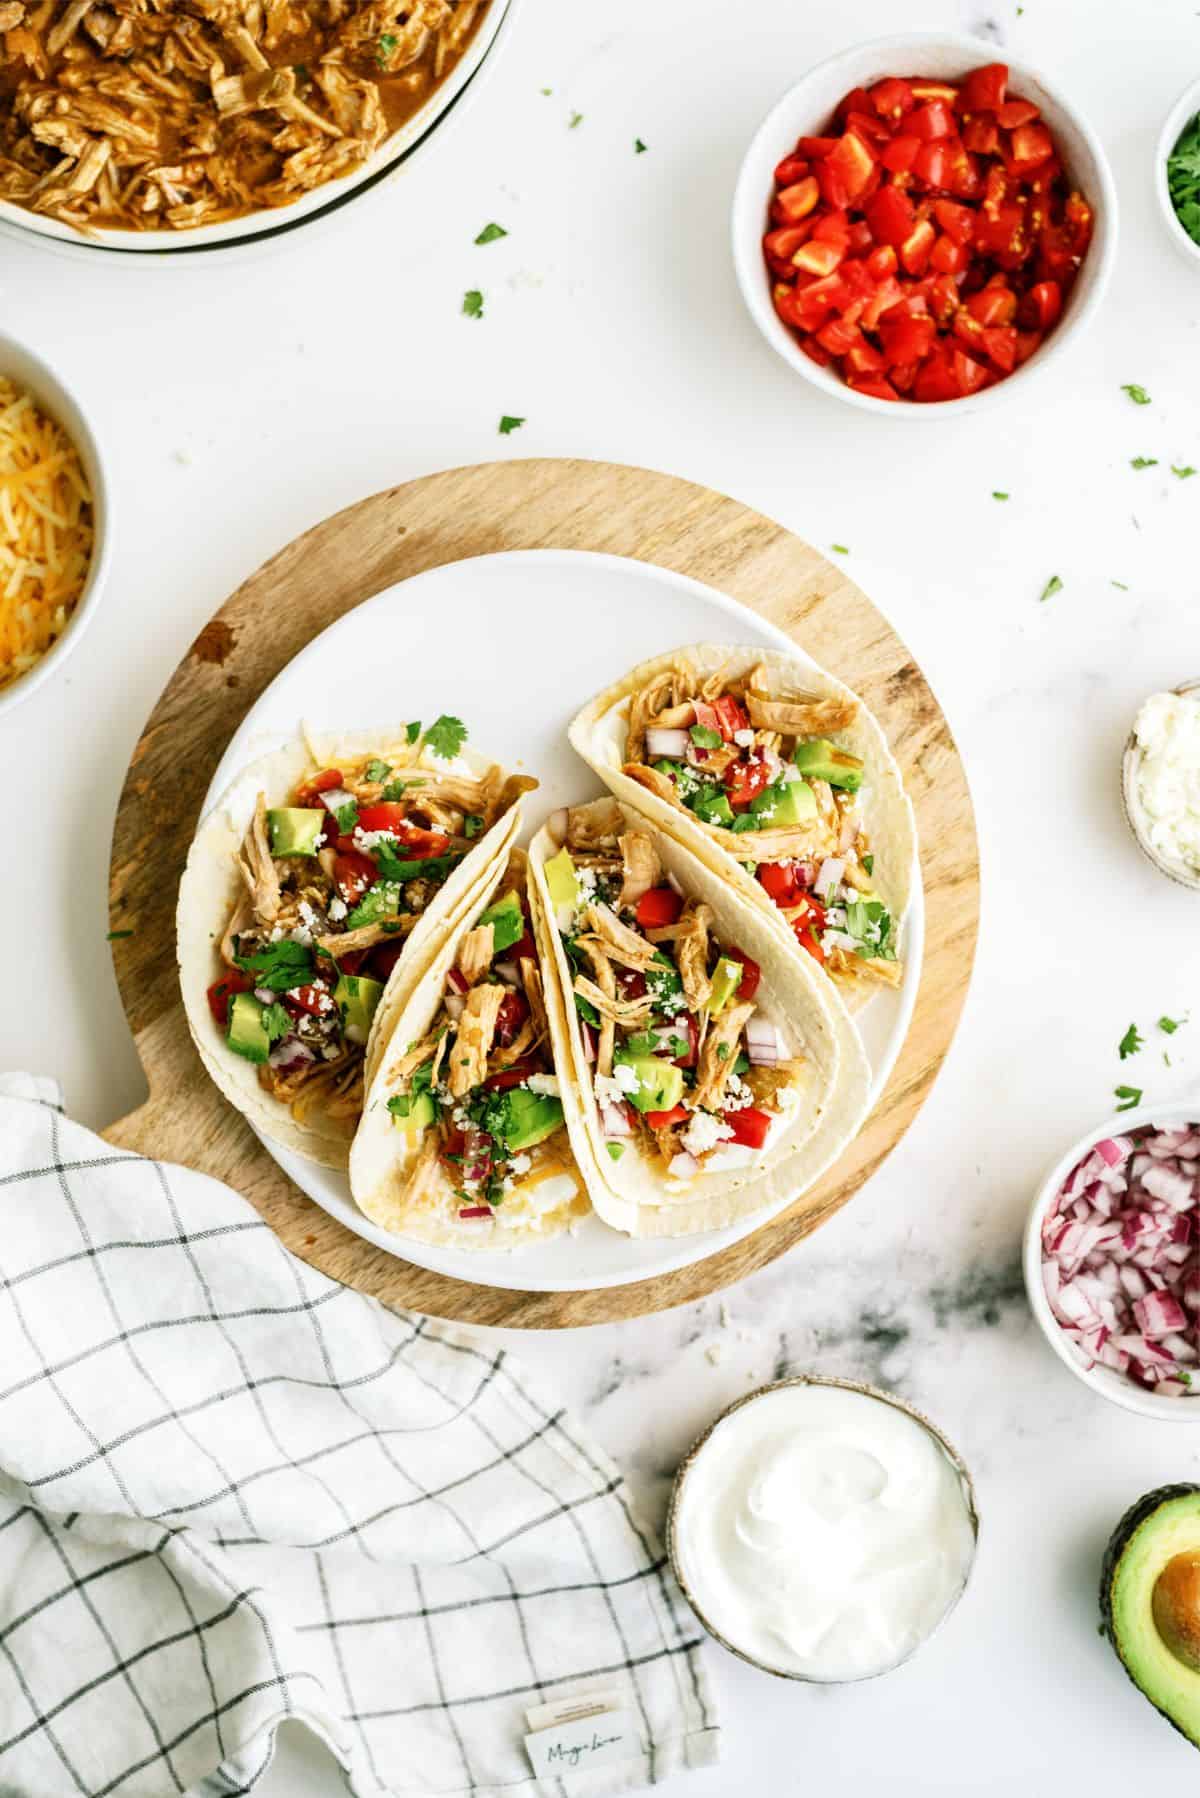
[751,778,816,827]
[544,848,579,914]
[227,991,270,1063]
[791,738,864,792]
[478,888,524,954]
[613,1051,684,1114]
[391,1091,436,1137]
[335,974,384,1045]
[267,806,325,856]
[1103,1484,1200,1748]
[501,1088,564,1151]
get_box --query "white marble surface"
[7,0,1200,1790]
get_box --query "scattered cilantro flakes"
[1168,111,1200,246]
[234,939,314,992]
[498,415,525,434]
[406,720,421,744]
[862,853,874,876]
[831,543,849,555]
[717,1042,731,1061]
[1121,383,1152,405]
[462,289,484,320]
[262,1002,292,1044]
[1131,456,1158,469]
[1159,1014,1187,1035]
[635,137,647,153]
[1111,579,1129,590]
[1165,1051,1173,1067]
[1118,1022,1143,1060]
[364,759,391,783]
[463,813,484,839]
[331,796,358,834]
[607,1142,625,1161]
[425,714,467,761]
[376,31,397,64]
[107,928,134,940]
[568,110,583,128]
[992,491,1009,501]
[1114,1084,1143,1112]
[690,723,722,749]
[540,86,552,95]
[474,221,507,245]
[1038,574,1063,602]
[1173,464,1197,479]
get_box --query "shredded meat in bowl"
[0,0,488,232]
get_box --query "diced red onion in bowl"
[1040,1121,1200,1398]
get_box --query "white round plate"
[200,549,924,1291]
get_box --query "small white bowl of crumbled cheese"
[1122,681,1200,891]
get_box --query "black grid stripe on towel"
[0,1073,719,1798]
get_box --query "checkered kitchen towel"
[0,1075,719,1798]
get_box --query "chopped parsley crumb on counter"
[474,221,507,244]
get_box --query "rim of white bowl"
[1023,1099,1200,1421]
[731,30,1119,418]
[0,0,512,259]
[1154,75,1200,266]
[0,333,112,720]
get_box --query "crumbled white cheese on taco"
[681,1111,734,1158]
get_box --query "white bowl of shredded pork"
[0,0,510,255]
[0,331,110,714]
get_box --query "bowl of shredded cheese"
[0,333,109,717]
[1122,680,1200,891]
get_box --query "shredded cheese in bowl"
[0,375,93,694]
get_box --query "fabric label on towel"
[525,1690,624,1733]
[524,1703,637,1778]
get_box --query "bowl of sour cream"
[666,1375,978,1683]
[1122,681,1200,891]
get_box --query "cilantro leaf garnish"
[574,991,600,1027]
[498,415,525,435]
[1159,1014,1187,1035]
[690,723,722,749]
[1038,574,1063,602]
[717,1041,730,1061]
[831,543,849,555]
[346,883,403,930]
[233,939,314,992]
[843,899,896,961]
[1131,456,1158,470]
[1111,579,1129,590]
[463,813,484,839]
[607,1142,625,1161]
[475,221,507,244]
[569,110,583,128]
[331,796,358,834]
[262,1002,292,1044]
[1173,464,1197,479]
[374,849,462,886]
[462,289,484,320]
[406,720,421,744]
[992,491,1009,501]
[862,853,874,876]
[1121,383,1152,405]
[377,32,397,64]
[1118,1022,1143,1060]
[730,814,758,833]
[635,138,647,153]
[107,928,134,940]
[364,759,391,783]
[425,714,467,760]
[381,777,426,801]
[1114,1084,1143,1112]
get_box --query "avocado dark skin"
[1101,1483,1200,1749]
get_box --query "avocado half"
[1102,1484,1200,1749]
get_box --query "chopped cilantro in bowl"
[1167,108,1200,248]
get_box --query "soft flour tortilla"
[567,643,918,1012]
[177,728,523,1169]
[349,853,592,1249]
[528,797,872,1238]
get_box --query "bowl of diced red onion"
[1024,1102,1200,1418]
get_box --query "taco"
[349,849,592,1247]
[568,644,917,1010]
[178,716,534,1168]
[528,797,872,1238]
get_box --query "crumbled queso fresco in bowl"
[1131,689,1200,881]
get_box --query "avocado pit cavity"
[1153,1552,1200,1671]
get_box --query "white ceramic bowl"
[1121,677,1200,893]
[731,31,1118,417]
[0,333,111,721]
[0,0,511,261]
[1155,76,1200,268]
[1023,1100,1200,1421]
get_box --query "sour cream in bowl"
[1122,680,1200,891]
[667,1376,977,1683]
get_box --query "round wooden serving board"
[104,459,978,1329]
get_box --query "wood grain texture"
[104,459,978,1328]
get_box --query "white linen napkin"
[0,1074,719,1798]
